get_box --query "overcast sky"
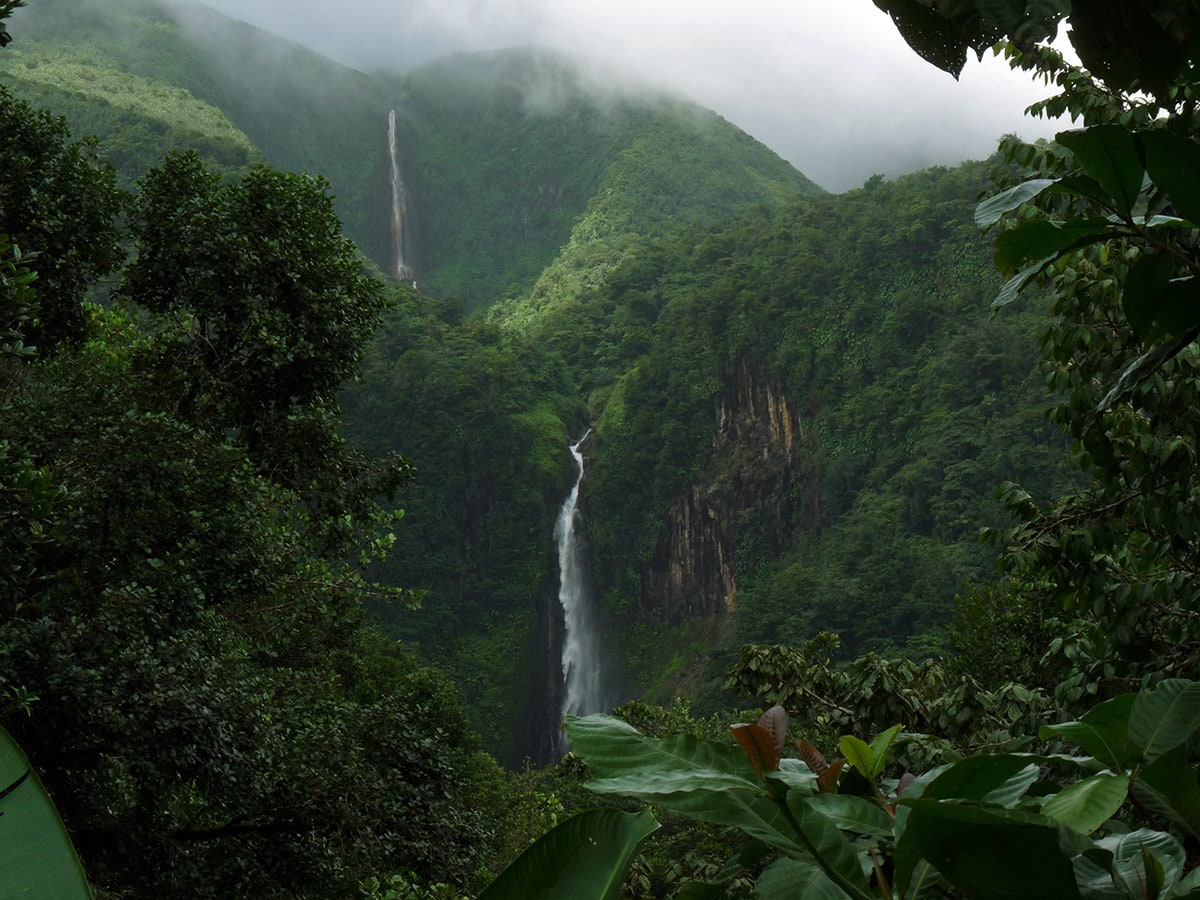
[191,0,1065,192]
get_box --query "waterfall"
[387,109,414,282]
[557,430,605,745]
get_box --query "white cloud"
[189,0,1064,190]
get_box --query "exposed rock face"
[638,356,820,623]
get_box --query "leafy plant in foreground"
[484,679,1200,898]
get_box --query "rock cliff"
[638,356,821,622]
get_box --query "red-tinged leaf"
[797,740,830,776]
[731,723,780,775]
[818,759,845,794]
[758,705,788,759]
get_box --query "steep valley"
[3,0,1079,766]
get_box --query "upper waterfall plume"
[387,109,414,282]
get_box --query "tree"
[0,59,502,894]
[865,0,1200,697]
[0,86,124,350]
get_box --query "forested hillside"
[5,0,1200,897]
[345,160,1080,762]
[0,0,1082,767]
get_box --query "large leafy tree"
[0,46,504,898]
[0,86,124,350]
[867,1,1200,693]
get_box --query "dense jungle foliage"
[3,0,1200,896]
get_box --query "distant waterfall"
[557,430,605,746]
[387,109,414,282]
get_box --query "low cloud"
[189,0,1064,191]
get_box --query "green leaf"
[1128,679,1200,764]
[1142,130,1200,225]
[1093,829,1185,900]
[872,0,969,77]
[754,857,852,899]
[975,178,1059,227]
[0,725,91,899]
[1040,772,1128,834]
[922,754,1039,807]
[992,259,1052,308]
[1040,694,1139,770]
[1136,743,1200,839]
[478,808,659,900]
[783,796,873,898]
[867,725,903,779]
[838,735,875,780]
[567,716,837,870]
[1122,252,1177,340]
[568,715,763,796]
[810,793,894,837]
[902,800,1083,900]
[992,218,1111,274]
[1057,126,1145,216]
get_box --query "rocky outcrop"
[638,356,821,623]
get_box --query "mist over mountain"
[187,0,1066,191]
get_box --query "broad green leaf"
[478,808,659,900]
[1136,743,1200,839]
[1041,694,1139,770]
[1094,829,1185,900]
[810,793,894,837]
[766,758,820,798]
[567,716,820,861]
[1178,866,1200,895]
[867,725,903,778]
[922,754,1039,807]
[891,767,947,898]
[1057,126,1145,216]
[838,736,874,780]
[1122,252,1177,340]
[902,800,1083,900]
[1129,680,1200,764]
[568,715,762,796]
[1097,322,1200,411]
[992,258,1051,308]
[872,0,969,77]
[1040,772,1128,834]
[754,857,852,900]
[1141,129,1200,226]
[1071,850,1124,900]
[0,726,91,899]
[992,218,1111,274]
[1057,173,1123,208]
[1122,254,1200,342]
[975,178,1059,227]
[783,796,872,898]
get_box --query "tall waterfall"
[387,109,414,282]
[557,430,605,742]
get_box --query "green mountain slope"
[4,4,817,311]
[6,0,391,253]
[345,161,1079,763]
[395,48,822,309]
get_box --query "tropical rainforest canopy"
[0,0,1199,897]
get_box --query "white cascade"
[557,430,604,741]
[387,109,414,282]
